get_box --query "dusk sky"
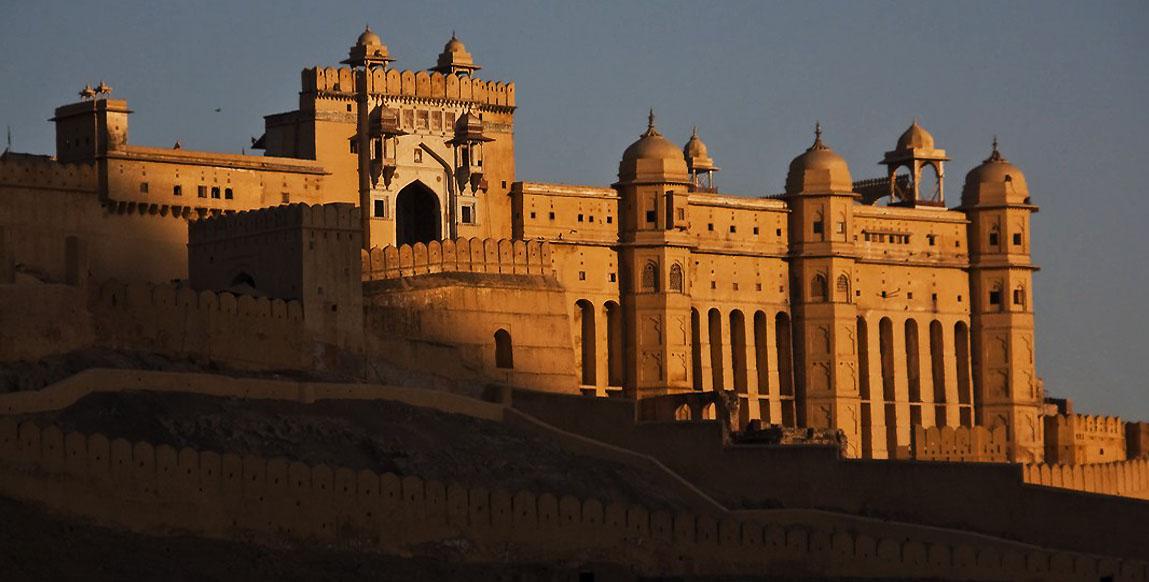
[2,1,1146,419]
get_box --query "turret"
[880,121,949,207]
[683,127,719,192]
[613,110,695,398]
[430,33,481,77]
[783,123,863,456]
[960,138,1042,462]
[52,82,131,164]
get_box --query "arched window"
[811,274,828,302]
[230,272,256,290]
[494,329,513,369]
[1013,285,1027,310]
[669,263,684,293]
[674,404,691,421]
[642,261,659,291]
[836,274,850,301]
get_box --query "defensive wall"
[0,154,97,192]
[1,419,1146,580]
[303,67,515,108]
[90,279,312,371]
[509,388,1149,560]
[361,239,553,281]
[0,284,94,362]
[1022,459,1149,500]
[1045,412,1129,464]
[909,425,1008,463]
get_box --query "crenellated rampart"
[362,238,552,281]
[1,416,1144,581]
[91,279,309,370]
[910,425,1008,463]
[0,155,97,192]
[302,67,515,108]
[1022,458,1149,500]
[190,202,359,244]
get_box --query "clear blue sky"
[2,1,1147,419]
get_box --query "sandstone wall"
[0,284,94,362]
[1,417,1144,581]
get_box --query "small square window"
[955,240,961,247]
[856,290,861,296]
[530,211,536,219]
[461,206,474,224]
[813,220,824,234]
[927,235,936,246]
[609,273,616,282]
[374,200,386,218]
[224,188,233,200]
[588,215,594,222]
[549,211,555,220]
[776,228,782,236]
[281,192,290,203]
[958,294,963,302]
[932,293,938,301]
[989,290,1002,305]
[836,221,846,234]
[729,225,736,233]
[346,104,352,112]
[350,141,357,154]
[501,181,507,188]
[198,185,207,198]
[173,185,182,196]
[881,290,887,298]
[578,271,586,281]
[577,214,584,222]
[756,283,762,291]
[989,232,999,246]
[606,216,613,224]
[646,210,656,223]
[710,281,716,289]
[732,282,739,291]
[708,223,714,231]
[907,292,913,299]
[1013,233,1022,245]
[753,227,759,235]
[414,149,423,163]
[211,186,221,199]
[139,182,149,193]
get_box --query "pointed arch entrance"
[395,181,441,246]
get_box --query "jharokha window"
[811,274,828,302]
[642,261,659,291]
[669,263,684,292]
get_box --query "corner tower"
[614,111,696,398]
[960,139,1042,462]
[783,124,863,456]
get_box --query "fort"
[0,26,1146,580]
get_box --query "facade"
[2,27,1144,467]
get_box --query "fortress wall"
[1,418,1143,581]
[0,368,504,420]
[363,273,577,393]
[90,279,310,370]
[509,389,1149,560]
[0,156,97,191]
[0,179,190,285]
[1045,413,1128,465]
[302,67,515,108]
[0,284,94,362]
[1022,458,1149,500]
[910,425,1008,463]
[362,239,552,281]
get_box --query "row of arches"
[859,317,974,458]
[575,300,623,388]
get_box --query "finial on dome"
[808,121,828,151]
[985,135,1005,163]
[643,108,661,138]
[691,125,698,138]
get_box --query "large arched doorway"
[395,181,441,246]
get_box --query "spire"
[691,125,698,139]
[808,121,828,151]
[642,108,661,138]
[985,135,1005,163]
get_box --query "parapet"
[0,153,97,192]
[910,425,1008,463]
[95,279,304,322]
[189,203,360,245]
[362,238,552,281]
[302,67,515,109]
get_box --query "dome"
[684,127,709,158]
[444,34,466,53]
[784,124,853,195]
[617,110,690,184]
[961,138,1029,206]
[357,26,381,47]
[896,121,934,151]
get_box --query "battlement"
[302,67,515,109]
[0,153,97,192]
[362,238,552,281]
[189,203,360,245]
[3,415,1146,579]
[910,425,1008,463]
[1022,458,1149,499]
[95,279,304,322]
